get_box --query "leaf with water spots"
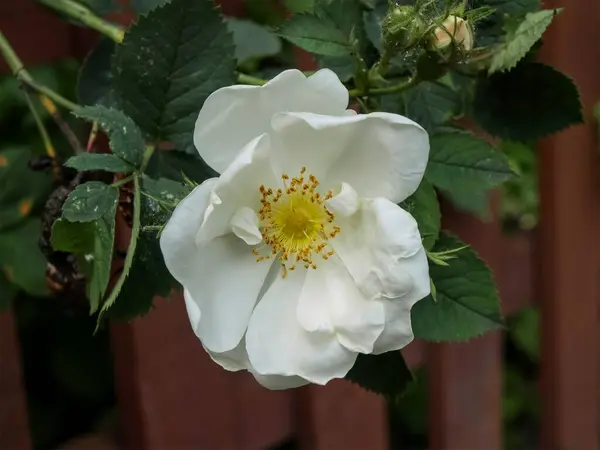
[62,181,119,223]
[76,106,145,167]
[65,153,134,173]
[112,0,236,153]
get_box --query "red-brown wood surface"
[538,0,600,449]
[0,2,73,71]
[428,202,504,450]
[0,313,31,450]
[296,381,388,450]
[110,294,294,450]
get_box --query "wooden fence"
[0,0,598,449]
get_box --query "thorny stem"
[0,30,79,111]
[237,71,421,99]
[86,121,99,153]
[39,95,84,154]
[237,73,268,86]
[111,174,135,188]
[348,76,420,97]
[23,91,56,158]
[97,173,141,328]
[38,0,125,43]
[140,144,155,173]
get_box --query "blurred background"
[0,0,597,450]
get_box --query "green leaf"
[113,0,236,153]
[284,0,315,14]
[89,203,117,314]
[471,0,541,47]
[473,63,583,141]
[425,130,514,214]
[317,55,354,82]
[411,232,503,341]
[76,106,145,167]
[402,82,461,133]
[0,218,48,296]
[508,306,539,361]
[65,153,134,173]
[145,149,215,183]
[142,176,191,211]
[227,18,282,62]
[51,219,95,253]
[62,181,119,223]
[77,38,116,107]
[363,0,388,51]
[130,0,167,14]
[489,9,560,74]
[78,0,119,15]
[105,181,174,320]
[0,147,53,231]
[401,179,440,251]
[51,213,116,313]
[278,14,351,56]
[345,352,413,402]
[479,0,540,18]
[105,234,172,320]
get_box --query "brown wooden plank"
[428,333,502,450]
[428,200,504,450]
[498,231,533,316]
[296,380,388,450]
[0,312,31,450]
[0,1,72,72]
[537,1,600,448]
[110,292,294,450]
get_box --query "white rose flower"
[159,69,430,390]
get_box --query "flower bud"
[382,5,425,50]
[431,15,473,52]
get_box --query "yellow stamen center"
[254,167,340,276]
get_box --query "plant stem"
[39,95,84,153]
[237,73,267,86]
[99,173,141,319]
[0,29,79,111]
[111,174,135,187]
[38,0,125,43]
[349,76,420,97]
[23,91,56,158]
[140,145,155,173]
[86,121,99,152]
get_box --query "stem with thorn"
[38,0,125,43]
[97,172,141,328]
[0,30,79,111]
[348,76,420,97]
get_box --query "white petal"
[204,339,249,372]
[246,270,357,385]
[205,339,310,390]
[162,198,273,353]
[196,133,275,246]
[194,69,349,173]
[160,177,219,283]
[271,112,429,203]
[231,206,262,245]
[298,258,386,354]
[183,288,201,332]
[325,182,359,217]
[252,373,309,390]
[332,198,425,300]
[373,247,430,354]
